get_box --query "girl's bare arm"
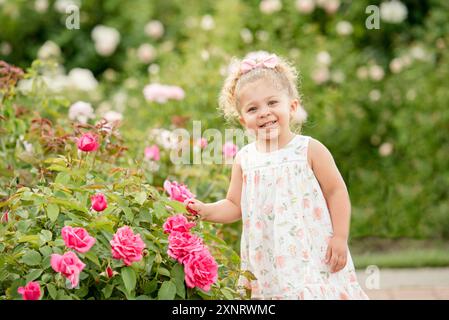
[186,153,243,224]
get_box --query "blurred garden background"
[1,0,449,300]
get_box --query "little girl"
[185,51,369,300]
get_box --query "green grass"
[350,238,449,269]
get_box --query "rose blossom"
[183,249,218,292]
[90,193,108,212]
[163,180,195,203]
[17,281,41,300]
[163,214,196,234]
[110,226,146,266]
[167,231,205,264]
[144,145,160,161]
[51,251,86,288]
[222,142,238,158]
[61,226,96,253]
[77,132,99,152]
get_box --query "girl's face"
[238,78,298,142]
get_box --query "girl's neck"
[255,130,296,153]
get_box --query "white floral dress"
[237,134,369,300]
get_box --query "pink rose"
[163,214,196,234]
[61,225,96,253]
[17,281,41,300]
[144,145,160,161]
[77,132,99,152]
[167,231,205,264]
[91,193,107,212]
[110,226,146,266]
[183,249,218,292]
[163,180,195,203]
[51,251,86,288]
[196,137,208,149]
[222,142,238,158]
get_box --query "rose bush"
[0,62,246,300]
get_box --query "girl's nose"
[259,105,271,118]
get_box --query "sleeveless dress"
[237,134,369,300]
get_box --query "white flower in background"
[37,40,61,60]
[331,70,345,83]
[146,160,160,172]
[96,101,112,116]
[137,43,156,64]
[68,101,95,124]
[312,67,330,84]
[103,110,123,123]
[35,0,48,13]
[336,21,353,36]
[201,15,215,30]
[410,45,427,61]
[259,0,282,15]
[292,106,308,124]
[240,28,253,44]
[91,25,120,57]
[42,74,69,92]
[144,20,164,39]
[68,68,98,91]
[148,64,160,75]
[17,79,33,94]
[256,30,269,42]
[389,57,403,73]
[200,50,210,61]
[1,42,12,55]
[150,128,179,150]
[112,91,127,112]
[369,89,382,101]
[103,68,117,81]
[317,0,340,14]
[54,0,79,13]
[316,51,331,66]
[380,0,407,24]
[23,140,34,153]
[369,65,385,81]
[143,83,185,103]
[379,142,393,157]
[295,0,315,14]
[356,66,368,79]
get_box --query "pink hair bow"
[240,54,279,74]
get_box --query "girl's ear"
[238,116,246,127]
[290,99,299,115]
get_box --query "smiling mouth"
[259,120,278,128]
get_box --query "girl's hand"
[183,198,207,218]
[325,236,348,273]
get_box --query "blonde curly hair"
[218,51,303,123]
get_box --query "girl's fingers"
[325,245,332,263]
[330,255,339,273]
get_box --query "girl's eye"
[268,100,278,106]
[248,107,257,112]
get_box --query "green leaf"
[22,250,42,266]
[39,246,53,257]
[157,267,171,277]
[121,267,136,293]
[162,199,187,213]
[47,164,70,172]
[220,288,234,300]
[18,234,40,245]
[39,230,53,243]
[157,281,176,300]
[55,172,71,185]
[122,206,134,223]
[46,204,60,222]
[143,279,158,295]
[47,284,57,300]
[84,251,100,267]
[25,269,43,283]
[134,191,147,205]
[171,263,186,298]
[102,284,114,299]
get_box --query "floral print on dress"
[237,135,369,300]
